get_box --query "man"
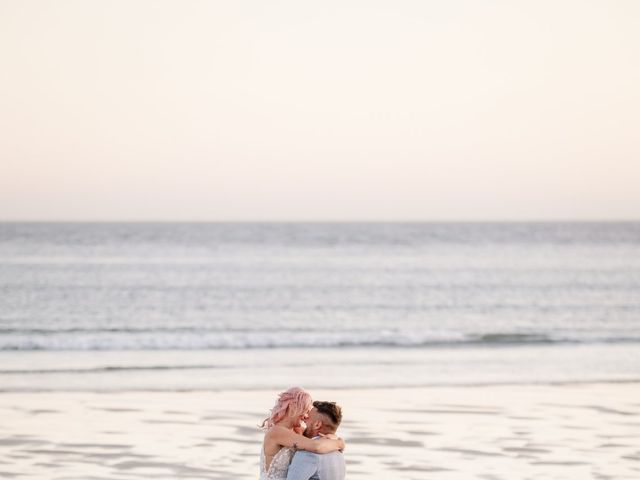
[286,401,345,480]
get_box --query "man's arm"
[286,450,320,480]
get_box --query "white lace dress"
[260,446,295,480]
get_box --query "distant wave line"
[0,326,369,334]
[1,334,640,351]
[3,282,638,291]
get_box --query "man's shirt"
[286,448,345,480]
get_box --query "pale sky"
[1,0,639,221]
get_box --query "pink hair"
[261,387,312,429]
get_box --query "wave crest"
[0,329,638,350]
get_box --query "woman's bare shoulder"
[265,425,289,438]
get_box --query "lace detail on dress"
[260,446,295,480]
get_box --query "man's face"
[303,407,323,438]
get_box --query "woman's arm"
[267,426,345,454]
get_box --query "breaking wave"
[0,328,638,351]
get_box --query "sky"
[1,0,639,221]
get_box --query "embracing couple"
[260,387,346,480]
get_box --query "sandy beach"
[1,382,639,479]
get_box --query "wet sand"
[1,383,639,479]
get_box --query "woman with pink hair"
[259,387,344,480]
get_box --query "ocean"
[1,222,639,391]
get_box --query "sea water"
[1,222,639,391]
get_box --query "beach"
[1,222,639,478]
[3,0,640,475]
[2,382,639,479]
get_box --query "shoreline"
[3,343,639,393]
[2,377,640,394]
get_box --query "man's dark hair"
[313,401,342,431]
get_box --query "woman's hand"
[268,425,344,454]
[318,433,345,451]
[318,433,346,452]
